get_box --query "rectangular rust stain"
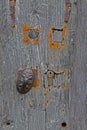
[48,23,68,49]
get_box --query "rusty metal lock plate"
[16,68,36,94]
[45,70,55,86]
[45,70,64,86]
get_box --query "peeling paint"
[48,23,68,49]
[22,24,42,45]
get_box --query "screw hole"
[61,122,67,127]
[28,29,39,39]
[6,121,11,126]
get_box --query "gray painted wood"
[69,0,87,130]
[0,0,86,130]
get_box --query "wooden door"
[0,0,87,130]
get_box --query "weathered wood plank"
[0,0,45,130]
[69,0,87,129]
[0,0,87,130]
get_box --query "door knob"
[16,67,36,94]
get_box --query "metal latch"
[45,70,64,86]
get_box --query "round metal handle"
[16,68,35,94]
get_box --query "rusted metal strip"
[64,0,72,23]
[9,0,16,28]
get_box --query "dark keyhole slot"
[53,29,63,43]
[61,122,67,127]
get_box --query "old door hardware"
[64,0,72,23]
[22,24,42,45]
[45,70,64,86]
[28,29,39,39]
[16,67,41,94]
[9,0,16,28]
[49,23,68,49]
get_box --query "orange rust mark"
[37,67,41,77]
[34,36,40,45]
[35,67,41,89]
[22,25,35,34]
[23,36,32,44]
[35,79,41,89]
[45,87,50,93]
[32,67,41,90]
[48,23,68,49]
[9,0,16,28]
[22,24,42,45]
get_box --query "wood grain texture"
[0,0,86,130]
[69,0,87,130]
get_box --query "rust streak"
[32,67,41,89]
[9,0,16,28]
[64,0,72,23]
[45,87,50,93]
